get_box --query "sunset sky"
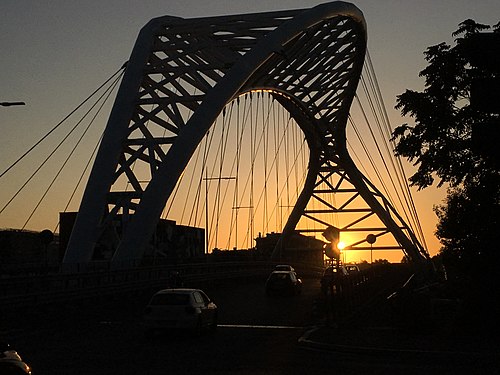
[2,0,499,262]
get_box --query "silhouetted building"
[255,231,324,266]
[59,212,204,263]
[0,228,59,267]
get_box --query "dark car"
[345,264,360,274]
[0,343,31,374]
[265,270,302,296]
[274,264,296,273]
[320,265,348,295]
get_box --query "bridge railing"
[0,260,324,311]
[317,264,413,325]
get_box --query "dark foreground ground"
[2,274,499,374]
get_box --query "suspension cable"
[1,70,124,216]
[52,75,121,232]
[0,63,127,180]
[54,132,103,233]
[356,49,427,248]
[367,50,426,247]
[366,51,427,248]
[360,64,413,218]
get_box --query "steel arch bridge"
[63,1,431,270]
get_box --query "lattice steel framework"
[63,1,431,269]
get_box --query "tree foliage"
[435,174,500,274]
[392,20,499,189]
[392,20,500,300]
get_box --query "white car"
[265,270,302,296]
[143,288,218,335]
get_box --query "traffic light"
[324,242,341,260]
[322,225,340,242]
[322,226,341,260]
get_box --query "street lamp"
[1,101,25,107]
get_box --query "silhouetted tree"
[392,20,500,328]
[393,19,499,188]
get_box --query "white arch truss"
[63,1,431,270]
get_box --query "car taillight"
[185,306,196,314]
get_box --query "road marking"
[97,321,304,330]
[218,324,303,329]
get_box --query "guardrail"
[317,264,413,325]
